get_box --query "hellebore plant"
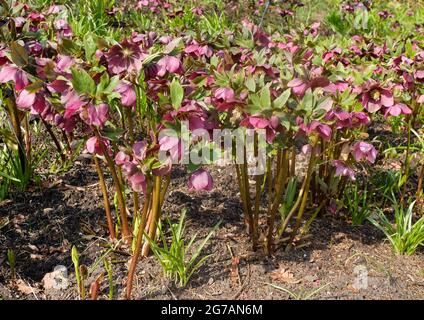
[1,0,424,301]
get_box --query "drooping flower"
[133,141,148,161]
[115,151,130,165]
[188,169,213,191]
[212,87,237,111]
[240,115,280,143]
[159,135,181,161]
[16,89,36,109]
[106,39,145,75]
[62,90,87,118]
[383,103,412,117]
[86,136,110,155]
[184,41,213,58]
[128,172,147,194]
[156,55,182,77]
[351,141,378,164]
[80,103,109,128]
[332,160,356,181]
[115,80,136,107]
[0,64,29,90]
[297,118,332,141]
[288,70,330,97]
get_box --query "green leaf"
[259,85,271,109]
[10,41,28,67]
[273,89,291,109]
[71,68,96,95]
[170,78,184,109]
[245,77,256,92]
[71,246,79,267]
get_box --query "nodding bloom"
[323,81,349,94]
[297,118,332,141]
[0,64,29,90]
[240,115,280,143]
[163,100,214,131]
[62,90,87,119]
[128,171,147,194]
[184,41,213,58]
[356,80,394,113]
[378,10,394,19]
[351,141,378,164]
[325,109,370,129]
[383,103,412,117]
[191,7,203,15]
[322,47,342,64]
[332,160,356,181]
[188,169,213,191]
[106,39,145,75]
[115,151,130,165]
[159,135,181,162]
[115,80,136,108]
[156,55,183,77]
[288,70,330,97]
[80,103,109,128]
[212,87,237,111]
[54,19,73,38]
[132,141,148,161]
[86,136,110,156]
[115,150,147,194]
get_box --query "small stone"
[42,265,69,290]
[43,208,54,215]
[208,277,214,285]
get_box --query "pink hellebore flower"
[133,141,148,161]
[115,80,136,107]
[188,169,213,191]
[297,118,332,141]
[62,90,87,118]
[159,135,181,161]
[384,103,412,117]
[213,87,236,111]
[16,89,36,109]
[86,136,110,155]
[106,39,145,75]
[82,104,109,128]
[240,115,280,143]
[0,64,29,90]
[184,41,213,58]
[156,55,182,77]
[115,151,130,165]
[128,172,147,194]
[287,74,330,97]
[358,80,394,113]
[332,160,355,181]
[352,141,378,164]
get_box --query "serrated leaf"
[273,88,291,109]
[245,77,256,92]
[170,78,184,109]
[10,41,28,67]
[71,68,96,95]
[260,85,271,109]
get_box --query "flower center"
[122,48,133,58]
[371,89,381,101]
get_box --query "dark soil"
[1,160,424,300]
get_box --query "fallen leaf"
[16,280,38,295]
[270,264,301,284]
